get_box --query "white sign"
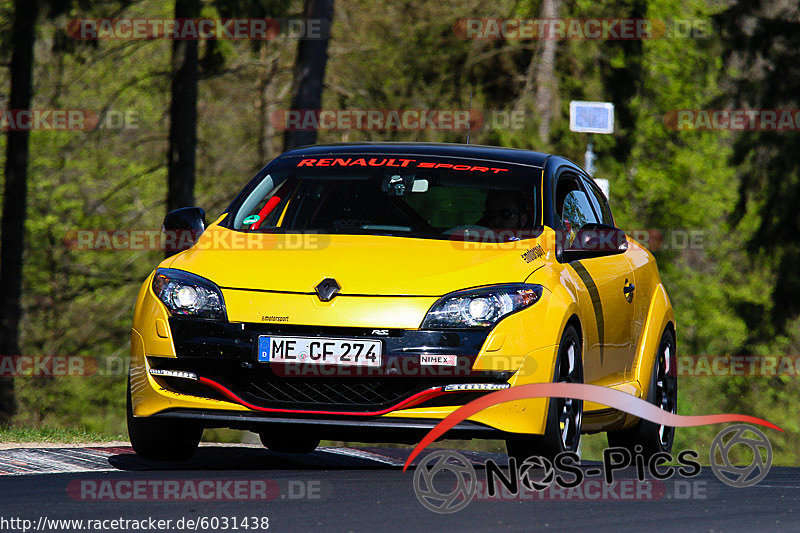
[570,101,614,134]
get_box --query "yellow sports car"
[128,143,676,461]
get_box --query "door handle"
[623,282,635,296]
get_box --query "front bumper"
[130,281,564,437]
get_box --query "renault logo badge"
[315,278,341,301]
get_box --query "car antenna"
[465,90,473,145]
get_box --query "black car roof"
[280,142,551,168]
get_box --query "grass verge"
[0,425,125,443]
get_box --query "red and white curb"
[0,445,502,475]
[0,446,131,476]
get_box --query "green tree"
[716,1,800,347]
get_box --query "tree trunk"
[512,0,560,145]
[533,0,559,144]
[0,0,39,424]
[166,0,201,215]
[283,0,334,151]
[257,44,282,163]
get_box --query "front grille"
[151,358,510,413]
[244,378,432,408]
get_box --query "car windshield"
[230,154,541,240]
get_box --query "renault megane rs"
[127,143,677,461]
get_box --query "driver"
[479,190,530,230]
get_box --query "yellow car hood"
[166,226,547,296]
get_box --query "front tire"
[607,328,677,457]
[127,377,202,461]
[506,324,584,462]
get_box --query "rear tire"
[259,431,320,454]
[607,328,677,457]
[506,324,584,462]
[127,377,202,461]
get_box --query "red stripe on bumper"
[197,376,446,416]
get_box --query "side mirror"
[163,207,205,257]
[559,223,628,263]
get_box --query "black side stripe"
[569,261,604,365]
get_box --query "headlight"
[421,284,543,329]
[152,268,227,320]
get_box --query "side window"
[583,179,615,227]
[555,174,598,232]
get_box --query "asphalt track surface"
[0,445,798,532]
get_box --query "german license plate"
[257,336,382,367]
